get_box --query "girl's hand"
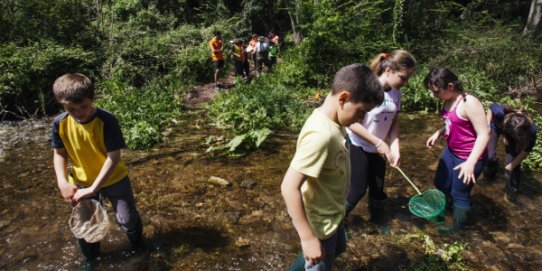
[454,161,476,184]
[390,151,401,167]
[376,142,394,165]
[426,131,441,148]
[301,236,324,265]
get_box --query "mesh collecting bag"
[394,167,447,220]
[408,188,446,220]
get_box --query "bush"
[96,78,182,149]
[0,42,96,118]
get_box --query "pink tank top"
[441,95,487,160]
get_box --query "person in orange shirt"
[209,31,224,89]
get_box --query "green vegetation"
[1,0,541,168]
[399,233,470,271]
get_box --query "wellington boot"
[504,169,520,204]
[368,197,386,224]
[76,239,100,263]
[288,253,306,271]
[368,197,391,235]
[126,216,144,251]
[438,206,470,234]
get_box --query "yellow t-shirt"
[52,109,129,188]
[291,109,350,240]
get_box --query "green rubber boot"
[438,205,470,233]
[368,197,390,234]
[288,253,305,271]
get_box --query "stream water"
[1,110,541,270]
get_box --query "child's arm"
[505,151,529,171]
[348,122,394,164]
[455,97,490,184]
[53,148,77,205]
[388,115,401,167]
[426,127,445,148]
[281,166,323,265]
[73,150,122,202]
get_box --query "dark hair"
[52,73,94,103]
[331,63,384,105]
[370,49,416,76]
[214,31,221,36]
[424,67,464,92]
[503,112,534,153]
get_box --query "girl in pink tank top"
[424,67,489,232]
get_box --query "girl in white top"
[345,50,417,221]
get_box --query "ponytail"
[370,49,416,76]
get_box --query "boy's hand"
[73,187,96,202]
[301,236,324,265]
[59,182,77,205]
[454,161,476,184]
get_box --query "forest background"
[1,0,541,170]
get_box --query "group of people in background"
[281,50,537,270]
[209,30,281,89]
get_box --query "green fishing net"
[408,189,446,220]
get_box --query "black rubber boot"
[504,169,520,203]
[368,197,386,223]
[484,158,499,180]
[76,239,100,263]
[126,216,144,251]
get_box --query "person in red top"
[209,31,224,89]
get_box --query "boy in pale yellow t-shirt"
[281,64,384,270]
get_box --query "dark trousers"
[77,177,142,258]
[290,223,347,271]
[434,147,486,208]
[346,144,387,215]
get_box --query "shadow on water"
[339,243,451,271]
[471,193,508,232]
[156,226,229,256]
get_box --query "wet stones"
[208,176,232,187]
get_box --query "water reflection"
[0,113,541,270]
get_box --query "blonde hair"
[52,73,94,103]
[369,49,416,76]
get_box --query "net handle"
[392,166,422,195]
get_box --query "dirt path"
[183,74,237,106]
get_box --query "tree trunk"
[287,0,303,44]
[523,0,542,37]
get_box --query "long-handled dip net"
[393,166,446,220]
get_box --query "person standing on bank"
[345,50,416,224]
[209,31,225,89]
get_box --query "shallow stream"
[1,110,541,270]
